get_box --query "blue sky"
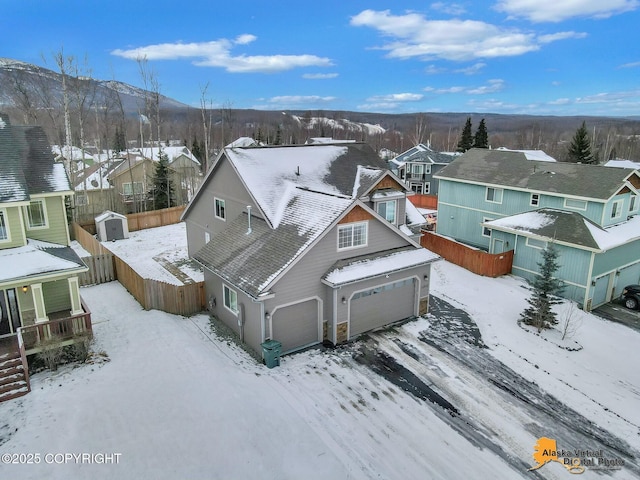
[3,0,640,116]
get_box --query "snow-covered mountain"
[0,57,189,116]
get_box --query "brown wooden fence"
[421,231,513,277]
[78,254,115,286]
[72,220,205,316]
[408,194,438,210]
[127,205,186,232]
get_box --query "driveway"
[593,298,640,332]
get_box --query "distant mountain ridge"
[0,57,189,115]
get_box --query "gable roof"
[436,148,638,201]
[485,208,640,252]
[0,114,71,203]
[391,143,457,167]
[186,142,390,228]
[194,189,354,298]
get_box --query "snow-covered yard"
[2,224,639,479]
[94,222,203,286]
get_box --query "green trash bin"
[261,340,282,368]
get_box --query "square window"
[338,222,368,250]
[526,237,547,249]
[486,187,503,203]
[26,200,47,228]
[215,198,226,220]
[223,284,238,314]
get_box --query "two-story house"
[182,142,439,356]
[390,143,457,195]
[0,114,92,399]
[435,148,640,309]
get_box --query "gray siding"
[185,157,256,257]
[266,217,413,321]
[203,268,263,355]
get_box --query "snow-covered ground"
[2,226,639,479]
[94,222,203,285]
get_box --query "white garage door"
[350,278,416,337]
[271,299,320,354]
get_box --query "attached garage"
[271,299,321,354]
[615,262,640,297]
[349,278,416,337]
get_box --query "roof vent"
[246,206,252,235]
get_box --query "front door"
[0,288,21,335]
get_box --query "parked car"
[622,285,640,310]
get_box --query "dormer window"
[338,222,368,250]
[377,200,397,223]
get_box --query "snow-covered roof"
[226,137,259,148]
[1,116,72,203]
[322,247,439,287]
[136,146,201,166]
[391,143,456,167]
[95,210,127,223]
[605,159,640,170]
[495,147,556,162]
[224,144,388,228]
[51,145,95,162]
[406,199,428,226]
[306,137,357,144]
[0,239,87,283]
[485,208,640,252]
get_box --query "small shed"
[95,211,129,242]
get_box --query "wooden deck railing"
[19,300,93,355]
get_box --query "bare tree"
[410,114,429,146]
[199,82,213,171]
[52,48,74,179]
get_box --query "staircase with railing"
[0,335,30,402]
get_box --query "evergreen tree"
[191,136,203,163]
[566,121,595,164]
[473,118,488,148]
[151,149,175,209]
[456,117,474,152]
[520,243,564,332]
[112,125,126,153]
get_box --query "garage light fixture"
[341,297,346,304]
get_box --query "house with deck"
[0,114,91,401]
[435,148,640,309]
[390,143,457,196]
[182,142,439,357]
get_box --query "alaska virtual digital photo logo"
[528,437,625,474]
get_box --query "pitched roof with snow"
[224,143,389,228]
[494,147,556,162]
[485,208,640,251]
[137,146,201,166]
[0,239,87,283]
[0,114,71,203]
[605,159,640,170]
[192,142,426,297]
[436,148,637,201]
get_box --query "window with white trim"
[486,187,503,204]
[338,222,368,250]
[482,217,493,237]
[376,200,397,223]
[409,183,423,194]
[630,195,638,212]
[214,198,226,220]
[223,284,238,314]
[611,199,623,219]
[526,237,547,249]
[530,193,540,206]
[424,182,431,194]
[122,182,144,195]
[564,198,587,210]
[26,199,47,229]
[0,210,8,241]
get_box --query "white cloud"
[111,36,333,73]
[350,10,577,62]
[268,95,336,105]
[431,2,467,15]
[425,64,447,74]
[366,93,424,102]
[302,73,339,79]
[424,79,504,95]
[619,61,640,68]
[538,31,587,43]
[455,62,486,75]
[357,102,402,111]
[495,0,639,22]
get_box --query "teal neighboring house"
[435,148,640,310]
